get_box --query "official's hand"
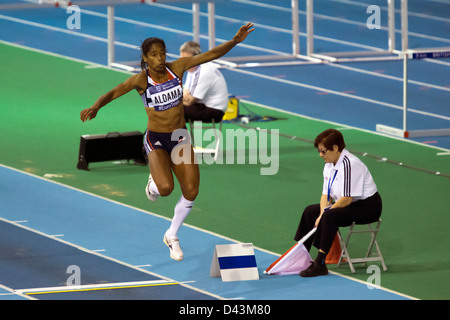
[315,214,324,228]
[183,89,192,103]
[315,217,320,228]
[233,22,255,43]
[80,107,99,122]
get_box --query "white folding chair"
[188,118,223,162]
[337,219,387,273]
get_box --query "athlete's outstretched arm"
[80,72,145,122]
[173,22,255,73]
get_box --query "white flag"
[265,228,316,275]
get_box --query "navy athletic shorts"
[143,128,190,155]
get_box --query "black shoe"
[299,261,328,277]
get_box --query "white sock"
[149,179,160,195]
[166,195,194,238]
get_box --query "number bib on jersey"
[150,78,183,111]
[141,67,183,112]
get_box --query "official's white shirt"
[184,62,229,112]
[322,149,377,202]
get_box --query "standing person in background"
[80,23,255,262]
[180,41,229,123]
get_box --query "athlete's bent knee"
[158,183,174,197]
[183,184,199,201]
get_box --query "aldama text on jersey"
[149,78,183,111]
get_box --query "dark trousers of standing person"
[294,192,382,254]
[184,103,225,124]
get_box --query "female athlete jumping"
[80,23,255,261]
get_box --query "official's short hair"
[314,129,346,152]
[180,41,202,56]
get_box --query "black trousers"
[184,103,225,123]
[294,192,382,254]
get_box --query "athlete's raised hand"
[232,22,255,43]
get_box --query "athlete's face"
[144,43,166,72]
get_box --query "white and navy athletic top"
[141,66,183,111]
[322,149,377,203]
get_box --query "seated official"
[180,41,229,123]
[295,129,382,277]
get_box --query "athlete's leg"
[172,144,200,201]
[163,145,199,261]
[165,145,199,239]
[147,149,174,197]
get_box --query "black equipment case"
[77,131,147,170]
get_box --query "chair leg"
[188,118,223,161]
[337,231,345,267]
[372,220,387,271]
[188,119,196,147]
[337,224,356,273]
[337,219,387,273]
[363,222,375,262]
[211,119,223,162]
[344,223,356,273]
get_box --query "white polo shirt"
[322,149,377,203]
[184,62,229,112]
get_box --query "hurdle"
[216,0,322,68]
[307,0,400,63]
[0,0,228,71]
[376,48,450,139]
